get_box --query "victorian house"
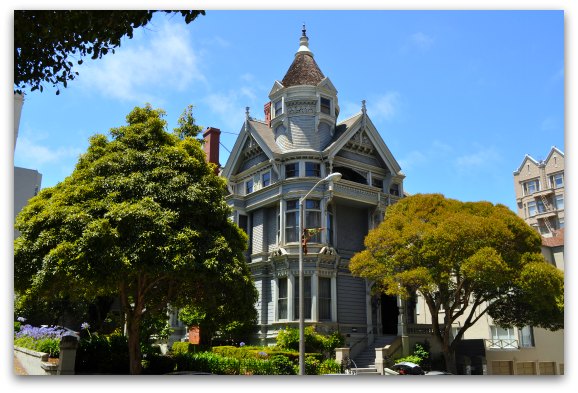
[210,27,406,355]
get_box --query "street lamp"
[298,172,342,375]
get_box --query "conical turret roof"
[281,26,325,87]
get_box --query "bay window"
[293,276,311,320]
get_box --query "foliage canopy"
[14,10,205,94]
[14,104,257,374]
[350,193,563,371]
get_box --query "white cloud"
[399,150,428,171]
[203,91,252,130]
[398,140,454,171]
[410,32,434,50]
[367,92,401,121]
[455,146,501,169]
[77,20,206,103]
[15,135,83,166]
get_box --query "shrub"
[394,343,430,367]
[75,332,129,374]
[270,354,296,375]
[318,359,341,375]
[171,342,193,355]
[142,354,176,374]
[276,326,344,356]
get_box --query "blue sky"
[12,10,564,213]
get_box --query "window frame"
[304,199,321,243]
[277,277,288,320]
[285,162,300,179]
[527,201,537,217]
[523,179,540,195]
[318,277,332,321]
[550,173,564,189]
[305,162,321,178]
[245,178,254,194]
[293,276,312,321]
[285,199,299,243]
[274,99,283,117]
[320,97,331,115]
[262,170,271,187]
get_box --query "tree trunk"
[442,347,457,374]
[126,313,143,375]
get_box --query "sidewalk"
[14,355,28,375]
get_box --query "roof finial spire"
[296,24,313,57]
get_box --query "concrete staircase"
[352,335,398,375]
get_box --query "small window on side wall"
[262,171,271,187]
[245,179,254,194]
[274,99,283,117]
[320,97,331,115]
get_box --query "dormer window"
[320,97,331,115]
[274,99,283,117]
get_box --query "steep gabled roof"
[544,146,564,163]
[513,154,541,175]
[323,110,402,176]
[221,119,280,180]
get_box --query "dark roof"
[542,228,565,248]
[249,119,281,154]
[281,53,325,87]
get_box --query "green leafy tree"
[14,104,257,374]
[14,10,205,94]
[350,193,563,373]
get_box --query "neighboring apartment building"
[215,27,406,350]
[513,147,565,238]
[14,93,43,238]
[14,167,42,238]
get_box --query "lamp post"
[298,172,342,375]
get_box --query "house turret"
[268,25,340,152]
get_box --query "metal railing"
[485,339,519,350]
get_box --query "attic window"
[320,97,331,115]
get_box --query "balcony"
[485,339,519,350]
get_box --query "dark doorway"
[381,295,399,335]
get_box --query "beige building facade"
[513,147,564,237]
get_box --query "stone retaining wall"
[13,346,57,375]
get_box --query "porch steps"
[352,335,398,373]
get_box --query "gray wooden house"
[207,27,406,354]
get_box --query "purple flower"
[239,342,245,347]
[17,316,26,323]
[81,322,90,330]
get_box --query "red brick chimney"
[203,127,221,173]
[264,102,271,127]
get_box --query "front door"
[381,294,399,335]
